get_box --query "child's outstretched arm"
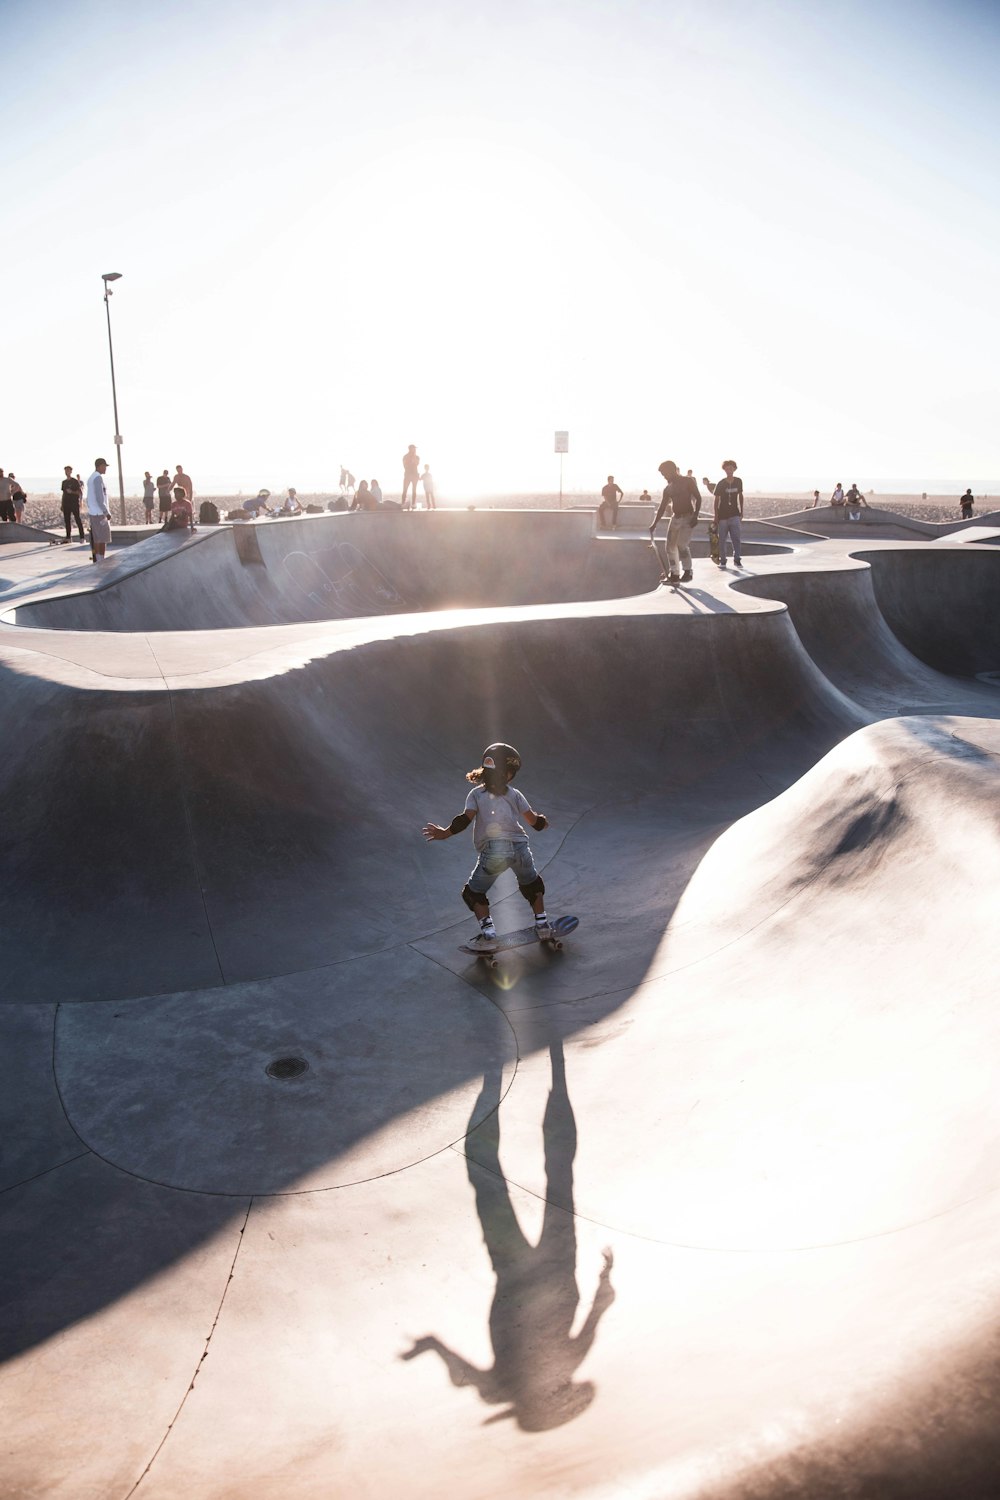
[422,812,472,842]
[522,808,548,831]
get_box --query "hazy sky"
[2,0,997,496]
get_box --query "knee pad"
[518,876,545,903]
[462,884,486,912]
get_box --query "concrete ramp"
[2,517,1000,1498]
[13,512,669,631]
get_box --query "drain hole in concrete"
[266,1056,309,1080]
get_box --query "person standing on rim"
[420,464,437,509]
[174,464,193,507]
[401,445,420,509]
[86,457,113,562]
[156,470,173,522]
[142,471,156,524]
[711,459,744,569]
[60,465,86,542]
[649,461,701,584]
[599,475,623,529]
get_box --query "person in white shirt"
[420,464,437,509]
[86,458,113,562]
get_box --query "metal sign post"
[554,431,569,509]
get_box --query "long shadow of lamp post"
[402,1039,615,1431]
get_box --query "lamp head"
[102,272,122,283]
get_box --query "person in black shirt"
[156,471,173,518]
[598,475,623,529]
[712,460,744,568]
[960,489,975,519]
[649,461,701,582]
[60,465,85,541]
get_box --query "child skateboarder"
[422,743,552,952]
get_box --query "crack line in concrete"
[0,1150,91,1197]
[122,1198,254,1499]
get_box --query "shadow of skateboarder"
[401,1040,615,1430]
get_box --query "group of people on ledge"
[597,461,747,582]
[339,448,437,510]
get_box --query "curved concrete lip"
[2,511,1000,1499]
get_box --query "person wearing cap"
[86,458,113,562]
[711,459,744,569]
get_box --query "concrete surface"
[1,512,1000,1499]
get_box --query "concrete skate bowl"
[772,504,1000,540]
[9,509,789,632]
[4,525,1000,1498]
[730,546,1000,712]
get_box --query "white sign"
[554,431,569,454]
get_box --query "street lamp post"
[101,272,126,524]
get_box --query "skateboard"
[708,521,721,565]
[460,915,579,969]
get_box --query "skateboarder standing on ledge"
[649,460,701,583]
[422,742,552,953]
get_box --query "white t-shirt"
[421,470,435,490]
[464,785,532,849]
[86,471,110,516]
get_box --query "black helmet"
[481,743,521,792]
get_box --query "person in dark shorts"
[649,461,701,583]
[422,742,553,952]
[156,471,173,518]
[60,465,86,541]
[599,475,623,529]
[402,445,420,508]
[0,471,16,523]
[142,472,156,523]
[960,489,975,519]
[711,460,744,568]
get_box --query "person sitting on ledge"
[242,490,273,519]
[164,486,195,532]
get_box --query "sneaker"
[534,921,553,941]
[734,558,742,568]
[681,570,693,582]
[719,560,727,568]
[467,931,498,953]
[667,573,681,584]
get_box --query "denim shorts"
[466,839,538,895]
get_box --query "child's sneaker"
[534,920,553,941]
[467,931,498,953]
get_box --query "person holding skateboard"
[710,459,744,568]
[422,742,552,953]
[649,460,701,584]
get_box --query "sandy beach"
[12,490,998,532]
